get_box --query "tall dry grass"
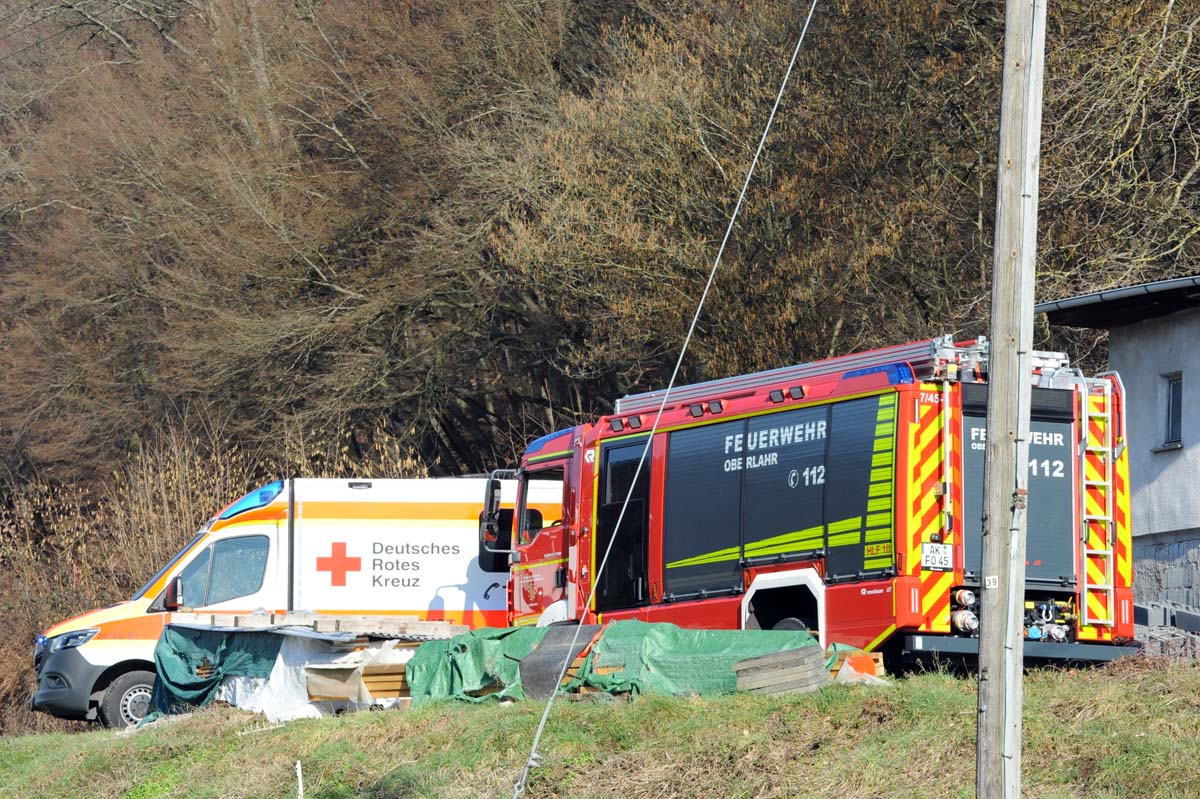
[0,420,428,735]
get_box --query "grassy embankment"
[1,657,1197,799]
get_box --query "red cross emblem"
[316,542,361,587]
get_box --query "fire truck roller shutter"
[823,395,898,580]
[961,384,1076,586]
[741,405,828,566]
[662,394,898,599]
[662,418,744,599]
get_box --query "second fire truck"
[480,336,1138,661]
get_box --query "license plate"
[921,542,953,572]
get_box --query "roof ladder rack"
[615,336,990,415]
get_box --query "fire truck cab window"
[519,465,562,544]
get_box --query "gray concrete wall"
[1133,528,1200,606]
[1108,309,1200,538]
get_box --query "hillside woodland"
[0,0,1196,731]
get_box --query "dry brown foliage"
[0,0,1195,484]
[0,0,1195,732]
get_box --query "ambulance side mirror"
[164,576,183,611]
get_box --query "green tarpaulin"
[568,620,817,697]
[407,626,551,707]
[151,625,283,714]
[407,620,819,706]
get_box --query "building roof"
[1036,275,1200,329]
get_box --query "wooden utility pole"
[977,0,1047,797]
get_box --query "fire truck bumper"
[903,634,1141,662]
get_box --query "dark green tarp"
[151,625,283,714]
[408,620,819,706]
[568,620,817,696]
[407,626,551,707]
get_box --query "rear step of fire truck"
[1080,376,1118,628]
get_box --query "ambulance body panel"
[33,476,550,727]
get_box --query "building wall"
[1108,309,1200,536]
[1109,308,1200,604]
[1133,528,1200,606]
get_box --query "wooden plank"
[745,672,831,693]
[736,665,829,691]
[757,677,829,696]
[733,647,824,673]
[362,675,406,684]
[362,663,407,675]
[735,654,824,678]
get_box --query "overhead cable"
[511,1,823,796]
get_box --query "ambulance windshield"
[131,531,205,601]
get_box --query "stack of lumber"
[733,646,830,695]
[306,659,413,705]
[359,664,408,699]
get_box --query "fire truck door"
[594,437,651,613]
[511,463,569,625]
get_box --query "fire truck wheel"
[771,617,809,632]
[99,670,155,729]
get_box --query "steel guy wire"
[511,1,821,795]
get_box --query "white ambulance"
[32,477,555,727]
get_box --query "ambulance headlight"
[48,628,99,654]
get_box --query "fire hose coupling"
[1027,623,1069,642]
[951,609,980,634]
[952,588,977,609]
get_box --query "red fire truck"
[479,336,1138,661]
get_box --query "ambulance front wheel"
[99,670,155,728]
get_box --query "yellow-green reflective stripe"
[869,482,892,497]
[866,512,891,528]
[746,531,825,554]
[875,423,895,437]
[665,517,861,569]
[827,516,862,534]
[864,528,892,543]
[745,526,824,555]
[828,531,861,547]
[864,557,892,570]
[867,497,891,512]
[747,541,825,559]
[665,544,740,569]
[870,467,891,483]
[871,451,894,468]
[529,449,572,463]
[874,437,894,452]
[876,406,896,421]
[512,556,567,572]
